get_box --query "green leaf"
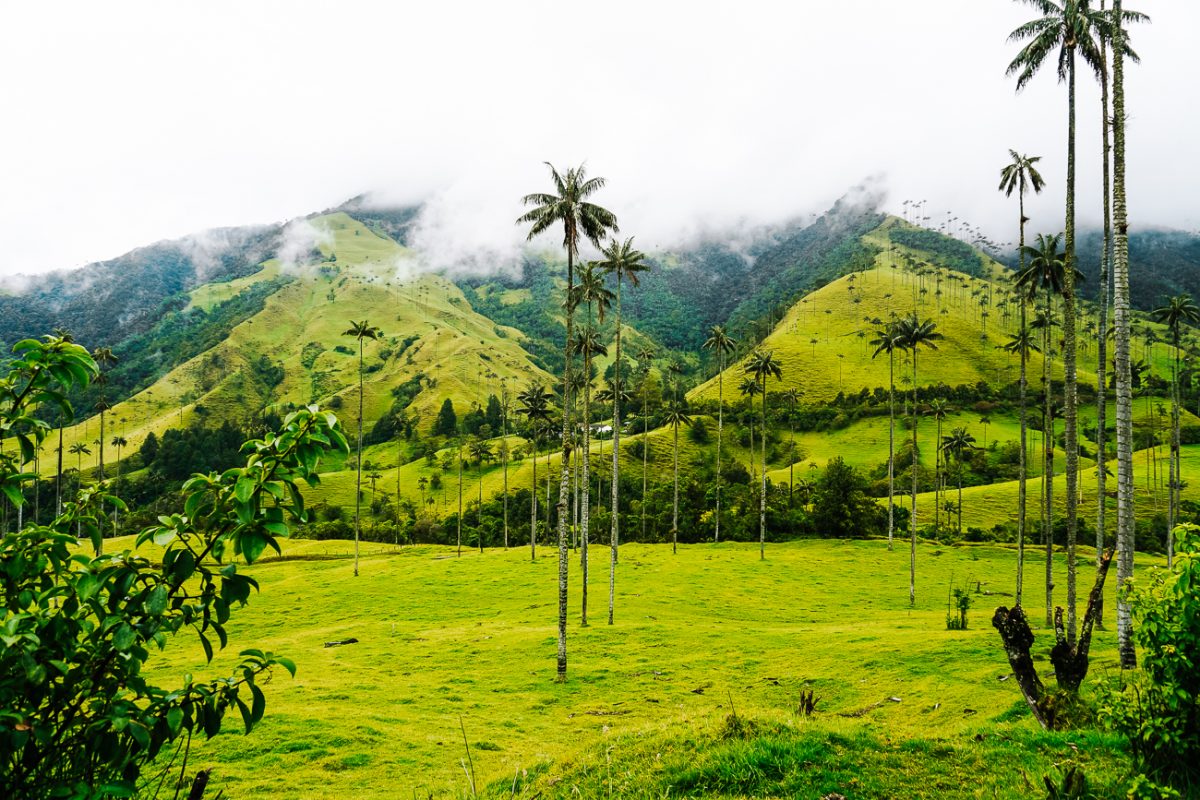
[240,531,268,564]
[250,683,266,723]
[113,623,136,651]
[147,585,168,615]
[234,475,256,504]
[274,656,297,678]
[198,631,213,663]
[167,706,184,736]
[236,697,254,734]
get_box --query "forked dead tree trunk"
[992,548,1114,730]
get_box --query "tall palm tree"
[662,401,692,555]
[518,382,553,561]
[703,325,737,542]
[782,388,801,508]
[572,262,613,626]
[518,162,618,680]
[636,347,656,542]
[597,237,649,594]
[895,315,943,605]
[1152,294,1199,568]
[1008,0,1132,646]
[738,377,761,487]
[941,427,979,538]
[569,323,608,627]
[91,347,118,481]
[1112,0,1141,668]
[343,319,382,578]
[744,349,783,560]
[500,378,511,550]
[1019,232,1068,626]
[1003,325,1042,605]
[870,322,902,551]
[929,399,951,531]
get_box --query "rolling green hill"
[41,213,554,478]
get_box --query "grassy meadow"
[131,535,1152,798]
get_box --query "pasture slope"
[136,535,1148,798]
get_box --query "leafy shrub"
[0,335,349,799]
[1100,523,1200,793]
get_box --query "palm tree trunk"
[910,352,919,606]
[1096,27,1112,626]
[457,438,463,557]
[56,426,64,516]
[531,434,538,561]
[759,378,768,560]
[672,422,679,555]
[609,282,623,625]
[555,247,575,681]
[1170,335,1180,568]
[958,467,963,538]
[581,348,591,627]
[888,350,895,551]
[1017,196,1029,607]
[355,341,364,577]
[1063,43,1080,646]
[1044,292,1054,628]
[1112,0,1136,670]
[642,379,649,542]
[715,353,724,543]
[502,401,509,550]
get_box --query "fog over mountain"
[1,0,1197,277]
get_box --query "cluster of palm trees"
[868,315,944,604]
[1004,0,1148,667]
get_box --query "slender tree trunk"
[56,426,64,516]
[642,377,649,542]
[531,434,538,561]
[502,398,509,549]
[1096,28,1112,626]
[715,352,724,543]
[1018,195,1029,607]
[581,344,591,627]
[759,379,768,560]
[1170,336,1180,568]
[457,438,463,557]
[354,342,364,577]
[910,352,919,606]
[555,247,575,680]
[1044,294,1054,628]
[1063,45,1080,646]
[935,414,942,532]
[1112,0,1136,669]
[672,422,679,555]
[609,282,623,625]
[887,350,895,551]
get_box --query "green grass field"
[129,535,1153,798]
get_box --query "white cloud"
[0,0,1195,276]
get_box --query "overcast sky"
[0,1,1195,277]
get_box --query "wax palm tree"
[636,347,656,542]
[68,442,92,548]
[929,399,951,531]
[1019,233,1068,625]
[895,315,943,605]
[518,163,617,680]
[870,322,902,551]
[468,438,493,552]
[91,347,118,480]
[1003,326,1042,605]
[941,427,979,538]
[597,237,648,603]
[518,381,553,560]
[782,388,801,507]
[1152,294,1199,568]
[744,349,783,560]
[703,325,737,542]
[738,377,761,486]
[568,322,608,627]
[1008,0,1137,646]
[1094,0,1147,628]
[343,319,382,577]
[662,401,692,555]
